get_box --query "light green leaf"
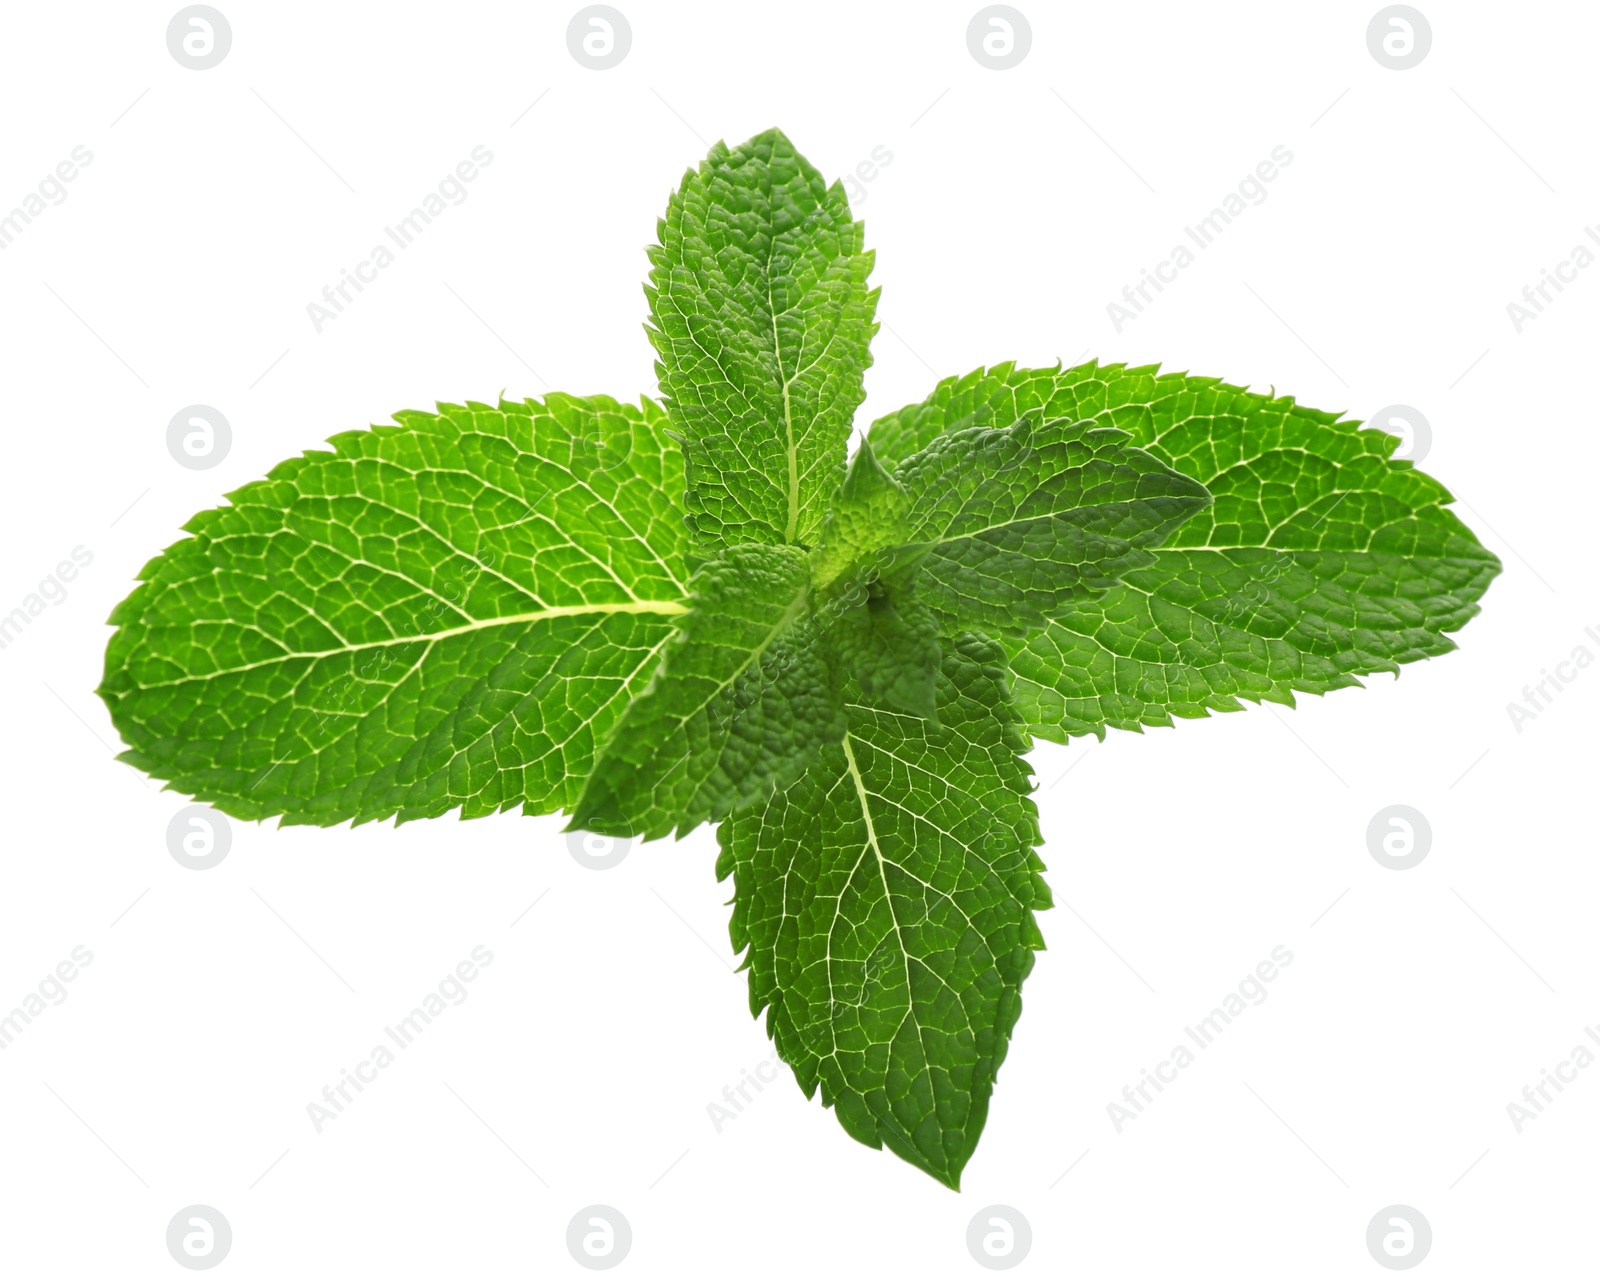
[869,362,1501,739]
[717,632,1050,1189]
[646,127,878,549]
[810,435,913,591]
[892,414,1210,633]
[807,439,938,719]
[571,542,841,839]
[98,395,690,825]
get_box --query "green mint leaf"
[97,395,690,825]
[99,128,1504,1191]
[570,542,841,839]
[717,632,1049,1189]
[891,414,1210,632]
[647,127,878,549]
[869,362,1500,738]
[810,435,914,591]
[808,439,938,719]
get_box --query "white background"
[1,1,1595,1272]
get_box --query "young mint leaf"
[891,415,1210,632]
[647,127,878,549]
[717,632,1049,1190]
[810,435,913,591]
[868,362,1500,738]
[806,439,938,718]
[98,395,689,825]
[570,542,841,839]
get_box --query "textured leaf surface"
[810,436,913,591]
[96,125,1506,1197]
[717,633,1050,1188]
[646,127,878,549]
[572,543,841,839]
[99,396,689,825]
[870,362,1501,739]
[892,415,1210,632]
[824,585,942,720]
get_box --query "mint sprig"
[99,128,1500,1188]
